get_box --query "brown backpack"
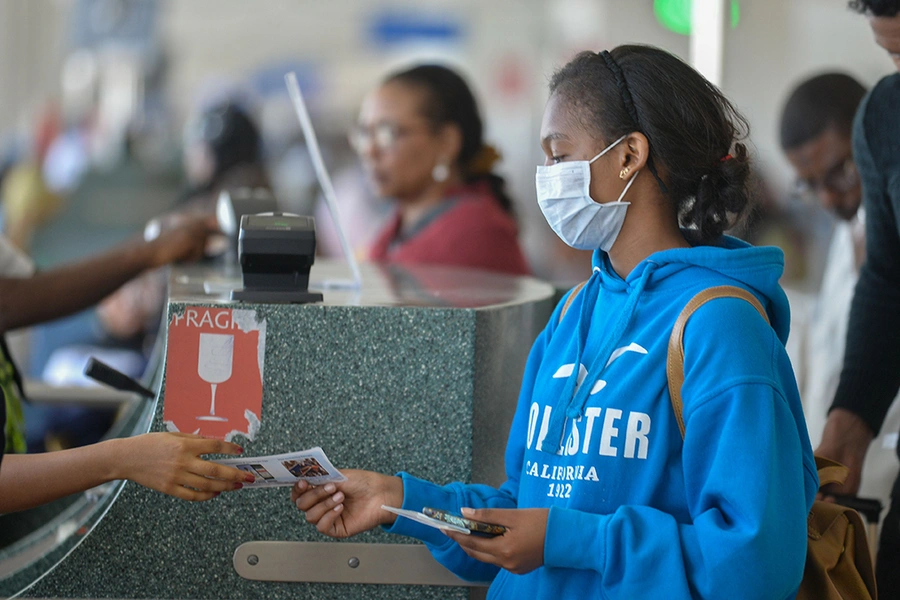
[560,283,879,600]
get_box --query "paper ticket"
[380,505,470,535]
[213,446,346,488]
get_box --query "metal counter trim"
[233,541,489,587]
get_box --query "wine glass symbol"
[196,333,233,422]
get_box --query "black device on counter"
[230,212,324,304]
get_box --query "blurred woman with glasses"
[350,65,529,275]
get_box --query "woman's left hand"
[442,507,548,575]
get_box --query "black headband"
[600,51,641,131]
[598,50,669,195]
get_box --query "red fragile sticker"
[163,307,266,441]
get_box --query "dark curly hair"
[849,0,900,16]
[549,45,752,244]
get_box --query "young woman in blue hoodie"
[292,45,818,599]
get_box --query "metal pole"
[690,0,727,87]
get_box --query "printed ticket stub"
[213,446,346,487]
[381,505,471,535]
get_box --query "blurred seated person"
[178,101,270,211]
[0,214,217,453]
[779,71,900,509]
[351,65,529,275]
[98,102,271,342]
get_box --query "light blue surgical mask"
[536,134,638,251]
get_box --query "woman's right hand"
[292,469,403,538]
[113,432,254,501]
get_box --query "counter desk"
[9,259,555,599]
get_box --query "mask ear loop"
[613,169,640,204]
[588,134,627,165]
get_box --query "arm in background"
[0,215,216,335]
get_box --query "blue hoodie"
[387,237,818,599]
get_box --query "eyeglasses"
[792,156,859,202]
[347,121,430,154]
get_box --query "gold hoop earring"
[619,167,630,180]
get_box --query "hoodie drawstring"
[542,263,657,455]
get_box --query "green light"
[654,0,741,36]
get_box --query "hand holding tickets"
[440,507,548,575]
[213,447,345,488]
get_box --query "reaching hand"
[98,270,167,338]
[292,469,403,538]
[148,214,220,268]
[815,408,875,498]
[116,432,253,501]
[442,507,548,575]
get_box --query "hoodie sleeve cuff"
[382,472,461,547]
[544,505,610,572]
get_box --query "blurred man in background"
[780,70,900,515]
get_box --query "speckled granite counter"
[17,260,555,599]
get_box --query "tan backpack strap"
[666,285,769,439]
[814,455,849,487]
[558,280,589,325]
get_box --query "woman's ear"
[620,132,650,172]
[437,123,464,165]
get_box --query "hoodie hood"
[592,235,790,343]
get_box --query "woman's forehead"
[359,82,425,122]
[540,93,592,142]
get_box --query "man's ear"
[619,132,650,172]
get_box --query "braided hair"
[598,51,668,195]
